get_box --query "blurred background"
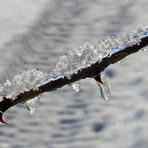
[0,0,148,148]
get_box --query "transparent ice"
[25,95,40,114]
[53,25,148,81]
[96,72,111,101]
[38,25,148,92]
[0,69,45,100]
[71,81,81,92]
[39,73,60,86]
[0,69,46,113]
[51,25,147,100]
[0,25,147,109]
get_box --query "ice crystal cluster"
[0,69,45,99]
[0,25,147,113]
[42,25,148,99]
[0,69,45,113]
[52,25,148,79]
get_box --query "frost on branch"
[54,25,148,79]
[0,25,147,120]
[1,69,45,99]
[0,69,46,113]
[43,25,148,98]
[2,25,147,100]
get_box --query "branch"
[0,27,148,123]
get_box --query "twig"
[0,36,148,123]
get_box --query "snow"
[46,25,147,100]
[53,25,148,81]
[0,69,45,113]
[110,25,148,54]
[0,0,148,147]
[0,25,147,104]
[0,69,45,100]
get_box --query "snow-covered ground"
[0,0,148,148]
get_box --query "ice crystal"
[1,69,45,100]
[53,25,148,81]
[96,72,111,101]
[25,96,40,114]
[71,81,81,92]
[0,25,147,106]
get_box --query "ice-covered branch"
[0,25,148,123]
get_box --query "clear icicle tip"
[71,81,81,92]
[25,95,40,114]
[96,72,111,101]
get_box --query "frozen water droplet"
[95,73,111,101]
[71,81,81,92]
[25,95,40,114]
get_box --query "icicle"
[0,111,8,124]
[71,81,81,92]
[95,72,111,101]
[25,95,40,114]
[0,25,147,103]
